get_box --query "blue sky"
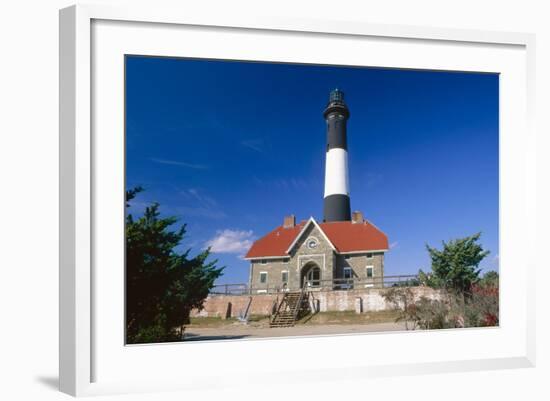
[125,56,499,284]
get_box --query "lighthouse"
[245,87,389,295]
[323,89,351,222]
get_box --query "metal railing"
[209,275,420,296]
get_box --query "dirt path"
[184,321,409,341]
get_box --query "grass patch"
[189,310,401,328]
[298,310,401,325]
[188,316,237,328]
[247,314,270,323]
[189,315,271,328]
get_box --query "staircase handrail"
[270,293,287,325]
[293,283,308,322]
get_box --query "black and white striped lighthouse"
[323,89,351,222]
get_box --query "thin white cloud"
[150,158,209,170]
[253,177,312,191]
[204,229,255,254]
[173,206,227,219]
[390,241,399,249]
[181,188,218,208]
[241,139,264,153]
[151,188,225,220]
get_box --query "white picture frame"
[59,4,536,397]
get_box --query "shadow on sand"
[183,332,250,341]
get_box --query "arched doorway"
[301,263,321,288]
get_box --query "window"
[366,253,373,259]
[306,237,318,249]
[283,258,289,264]
[259,272,268,284]
[342,267,353,290]
[366,266,374,278]
[260,259,267,265]
[281,271,288,283]
[343,267,352,279]
[344,255,351,260]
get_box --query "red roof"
[244,218,388,259]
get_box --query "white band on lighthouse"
[324,148,349,197]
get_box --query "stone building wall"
[249,258,290,292]
[334,252,384,287]
[290,223,335,289]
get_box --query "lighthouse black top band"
[324,89,350,152]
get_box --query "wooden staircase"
[270,289,310,328]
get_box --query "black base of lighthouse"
[323,194,351,222]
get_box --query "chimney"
[283,215,296,228]
[351,211,364,224]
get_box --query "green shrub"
[414,297,451,330]
[382,285,498,330]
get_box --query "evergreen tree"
[126,188,224,343]
[478,270,499,288]
[419,233,489,294]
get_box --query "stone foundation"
[192,286,441,318]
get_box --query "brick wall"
[191,286,441,318]
[192,293,280,318]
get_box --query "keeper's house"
[244,213,388,293]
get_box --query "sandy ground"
[183,321,409,341]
